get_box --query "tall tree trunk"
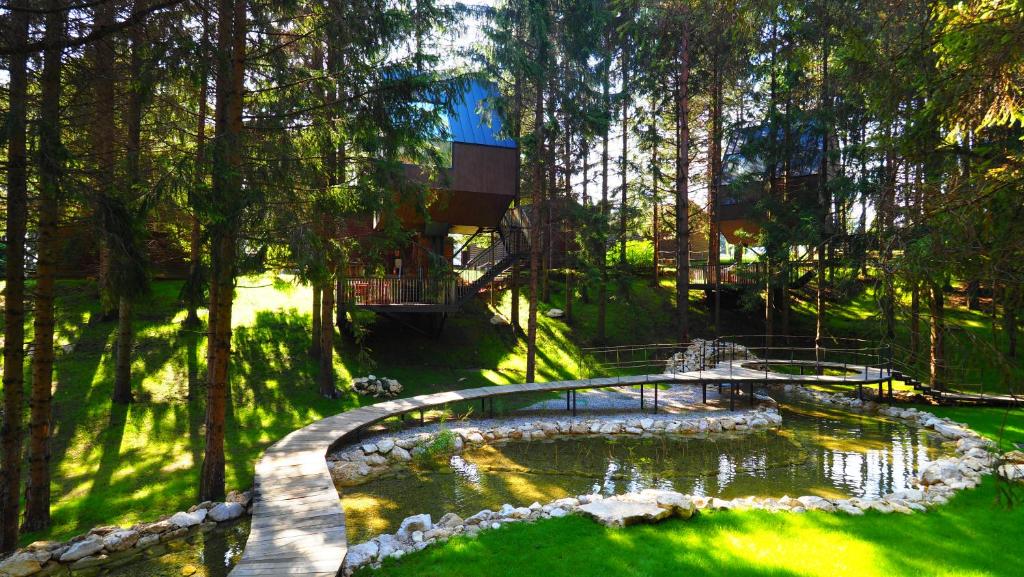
[597,60,610,343]
[113,6,148,404]
[708,55,723,335]
[311,285,322,357]
[815,22,831,360]
[200,0,245,502]
[1006,284,1018,358]
[880,127,897,340]
[93,0,118,321]
[929,283,945,388]
[1,0,30,552]
[525,23,546,383]
[651,117,660,287]
[112,298,135,403]
[510,76,523,338]
[619,46,629,270]
[765,19,779,346]
[24,0,65,532]
[563,123,574,323]
[541,119,554,303]
[910,282,921,366]
[675,27,691,342]
[185,3,211,329]
[319,276,337,397]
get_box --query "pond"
[101,518,249,577]
[108,399,953,574]
[341,402,953,542]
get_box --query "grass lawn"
[360,405,1024,577]
[790,283,1022,396]
[362,479,1023,577]
[3,271,1020,549]
[4,274,704,545]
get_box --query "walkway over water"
[228,359,892,577]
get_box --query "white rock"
[0,551,43,576]
[637,489,696,518]
[411,530,423,543]
[796,496,836,512]
[376,439,396,454]
[397,514,432,542]
[59,536,104,562]
[545,308,565,318]
[998,463,1024,481]
[208,502,245,522]
[169,509,207,528]
[437,513,464,528]
[490,315,510,326]
[344,540,379,570]
[549,507,568,518]
[390,447,412,462]
[375,534,400,558]
[361,443,379,454]
[464,511,491,525]
[920,460,963,485]
[103,529,140,552]
[577,498,672,527]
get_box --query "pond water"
[341,402,954,542]
[101,518,249,577]
[106,400,952,574]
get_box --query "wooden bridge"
[228,352,892,577]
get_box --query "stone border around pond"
[339,386,1014,576]
[326,406,784,487]
[0,490,252,577]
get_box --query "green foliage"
[414,428,458,470]
[606,239,654,271]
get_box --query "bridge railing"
[579,336,891,383]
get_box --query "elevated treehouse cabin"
[706,122,828,288]
[339,81,527,321]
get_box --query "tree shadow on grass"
[364,478,1023,577]
[367,484,1022,577]
[226,309,354,488]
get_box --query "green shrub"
[606,239,655,270]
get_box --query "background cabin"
[340,81,527,317]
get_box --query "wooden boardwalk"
[228,361,891,577]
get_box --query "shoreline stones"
[0,490,252,577]
[339,386,1011,575]
[327,407,784,487]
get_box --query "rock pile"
[0,491,251,577]
[327,408,784,486]
[664,339,756,373]
[352,375,403,398]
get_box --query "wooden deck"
[228,360,891,577]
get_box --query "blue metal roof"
[443,81,517,149]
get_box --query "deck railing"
[341,276,462,306]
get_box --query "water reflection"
[102,518,249,577]
[343,403,953,542]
